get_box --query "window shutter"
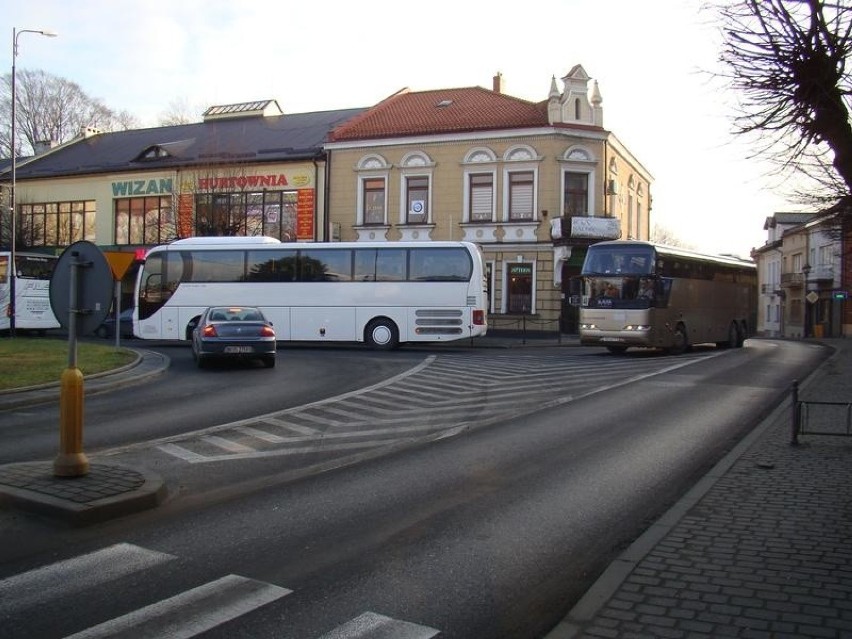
[471,184,492,221]
[511,182,533,220]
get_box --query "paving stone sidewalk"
[547,338,852,639]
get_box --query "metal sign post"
[49,241,113,478]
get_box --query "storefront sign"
[112,178,173,196]
[297,189,315,240]
[198,174,298,190]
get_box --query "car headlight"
[623,325,650,331]
[580,323,597,330]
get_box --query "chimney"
[33,140,58,155]
[493,72,504,94]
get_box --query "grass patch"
[0,337,137,390]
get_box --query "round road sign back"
[50,241,114,336]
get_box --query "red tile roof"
[329,86,551,142]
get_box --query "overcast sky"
[5,0,797,258]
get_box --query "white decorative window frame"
[559,145,597,218]
[501,145,541,241]
[354,154,391,241]
[397,151,436,241]
[501,257,538,314]
[460,147,499,243]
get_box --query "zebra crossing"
[0,543,439,638]
[139,351,716,465]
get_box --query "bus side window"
[657,278,673,306]
[143,273,163,302]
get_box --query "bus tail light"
[472,310,485,325]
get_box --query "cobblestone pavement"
[546,338,852,639]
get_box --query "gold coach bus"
[577,240,757,355]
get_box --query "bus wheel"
[718,322,739,349]
[365,318,399,350]
[185,316,201,341]
[736,322,746,347]
[606,346,628,355]
[668,323,689,355]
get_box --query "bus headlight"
[623,325,650,331]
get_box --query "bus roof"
[588,240,755,270]
[149,238,481,252]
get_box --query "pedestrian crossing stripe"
[318,611,440,639]
[3,543,439,638]
[0,543,174,616]
[62,574,291,639]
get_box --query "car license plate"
[224,346,253,353]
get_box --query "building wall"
[14,161,323,250]
[780,229,808,338]
[327,131,651,331]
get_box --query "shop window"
[507,263,533,314]
[19,200,96,248]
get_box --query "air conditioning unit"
[607,179,619,195]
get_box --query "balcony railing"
[811,265,835,282]
[780,272,804,287]
[550,216,621,241]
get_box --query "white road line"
[157,443,210,462]
[318,611,440,639]
[63,574,291,639]
[0,544,175,615]
[260,417,321,435]
[200,435,256,453]
[234,425,287,443]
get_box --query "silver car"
[191,306,276,369]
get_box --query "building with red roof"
[325,66,653,332]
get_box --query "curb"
[0,461,168,527]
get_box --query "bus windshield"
[584,275,671,310]
[582,245,655,276]
[13,254,57,279]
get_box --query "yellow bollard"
[54,366,90,477]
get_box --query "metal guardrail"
[486,315,564,345]
[790,380,852,445]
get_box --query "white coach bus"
[134,237,489,349]
[0,251,61,333]
[578,240,757,354]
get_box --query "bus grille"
[414,309,464,335]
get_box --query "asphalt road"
[0,339,830,638]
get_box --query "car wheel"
[262,356,276,369]
[365,318,399,350]
[95,325,108,339]
[606,346,628,355]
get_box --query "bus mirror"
[567,276,582,296]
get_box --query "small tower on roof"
[547,64,603,127]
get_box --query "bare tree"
[651,224,696,249]
[711,0,852,208]
[0,68,140,159]
[158,97,202,126]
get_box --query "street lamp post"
[9,27,57,337]
[802,262,812,338]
